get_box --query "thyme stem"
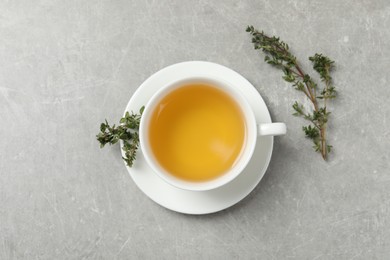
[246,26,336,160]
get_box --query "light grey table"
[1,1,389,259]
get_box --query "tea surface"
[149,84,246,182]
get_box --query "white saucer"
[122,61,273,215]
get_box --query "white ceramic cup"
[139,76,286,191]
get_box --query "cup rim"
[139,75,258,191]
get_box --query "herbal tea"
[149,83,246,182]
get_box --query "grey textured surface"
[1,0,390,259]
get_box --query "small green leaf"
[283,74,295,82]
[313,143,321,152]
[100,123,106,132]
[303,125,319,139]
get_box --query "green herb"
[96,106,145,167]
[246,26,336,160]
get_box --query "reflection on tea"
[149,84,246,182]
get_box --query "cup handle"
[257,122,287,136]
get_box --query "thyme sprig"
[96,106,144,167]
[246,26,336,160]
